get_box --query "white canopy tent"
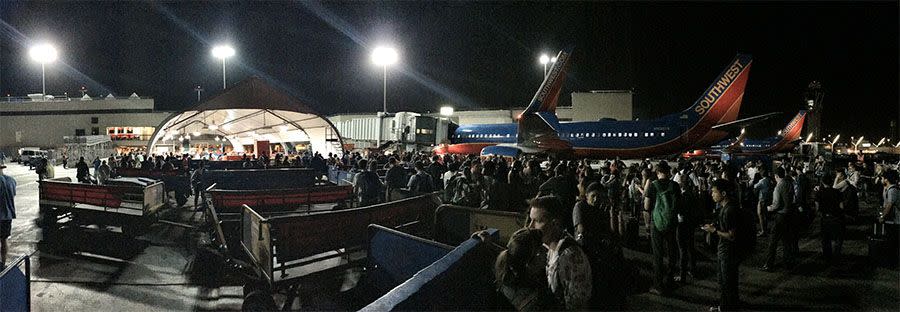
[148,77,344,157]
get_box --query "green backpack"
[651,180,678,232]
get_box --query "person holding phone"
[702,179,741,312]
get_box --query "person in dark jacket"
[407,161,435,196]
[815,173,844,260]
[703,179,743,312]
[385,157,407,201]
[75,157,91,183]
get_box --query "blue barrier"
[203,168,319,190]
[366,225,453,293]
[361,229,506,311]
[0,255,30,312]
[328,168,353,186]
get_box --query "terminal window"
[92,127,100,135]
[91,117,99,124]
[75,129,85,136]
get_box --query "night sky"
[1,1,897,140]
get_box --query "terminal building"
[0,94,171,160]
[0,88,632,157]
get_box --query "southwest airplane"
[705,110,808,155]
[434,46,755,159]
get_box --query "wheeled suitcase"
[869,222,898,268]
[868,235,895,268]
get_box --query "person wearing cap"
[0,164,16,268]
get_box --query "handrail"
[0,254,29,277]
[0,254,31,312]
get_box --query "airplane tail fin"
[779,110,807,142]
[517,46,574,147]
[683,54,753,125]
[522,45,574,116]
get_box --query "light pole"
[195,85,203,102]
[211,45,235,90]
[29,43,58,97]
[371,46,398,147]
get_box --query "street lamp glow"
[208,123,218,131]
[371,47,399,66]
[539,54,550,65]
[211,45,235,89]
[30,44,58,64]
[551,56,558,63]
[539,53,552,78]
[211,45,235,59]
[440,106,454,117]
[30,43,58,97]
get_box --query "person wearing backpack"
[353,160,383,207]
[407,161,435,196]
[643,165,680,295]
[703,179,743,312]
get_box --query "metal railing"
[0,254,31,312]
[1,94,153,103]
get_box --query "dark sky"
[1,1,897,140]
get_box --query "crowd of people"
[336,150,899,311]
[3,146,898,310]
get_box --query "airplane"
[434,46,757,159]
[714,110,808,154]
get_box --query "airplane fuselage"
[445,111,720,158]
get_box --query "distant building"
[571,90,633,121]
[429,90,633,125]
[0,95,170,156]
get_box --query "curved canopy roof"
[148,77,343,156]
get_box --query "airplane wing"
[711,112,782,132]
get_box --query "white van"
[17,147,48,165]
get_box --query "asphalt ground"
[2,161,897,311]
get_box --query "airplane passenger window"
[661,132,666,137]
